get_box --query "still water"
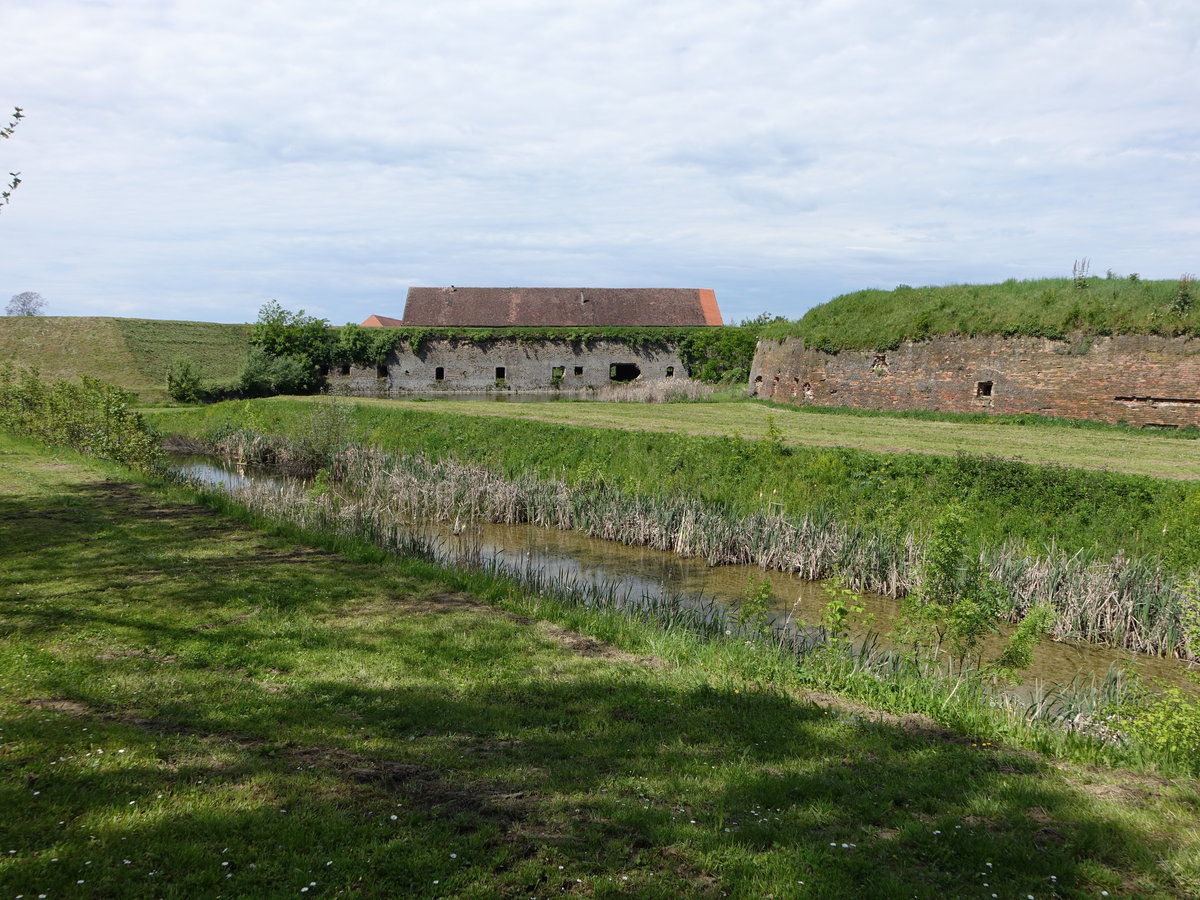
[171,454,1194,693]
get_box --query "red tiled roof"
[401,287,723,327]
[360,314,405,327]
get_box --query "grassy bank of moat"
[146,398,1200,568]
[145,399,1200,661]
[3,432,1200,898]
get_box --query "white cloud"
[1,0,1197,325]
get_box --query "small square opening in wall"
[975,380,994,397]
[551,366,565,380]
[665,366,674,378]
[495,366,506,381]
[339,363,350,376]
[574,366,583,376]
[376,364,388,378]
[435,366,445,381]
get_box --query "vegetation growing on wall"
[762,275,1200,352]
[331,323,758,384]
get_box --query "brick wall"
[326,338,691,395]
[749,333,1200,428]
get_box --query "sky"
[2,0,1197,326]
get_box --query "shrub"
[238,349,321,397]
[166,358,204,403]
[0,363,161,470]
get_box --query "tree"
[249,300,332,367]
[7,291,46,316]
[1,107,24,215]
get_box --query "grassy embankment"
[148,399,1200,571]
[4,431,1200,898]
[274,395,1200,481]
[760,276,1200,352]
[0,316,250,402]
[148,399,1200,659]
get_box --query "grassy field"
[0,317,250,401]
[275,395,1200,481]
[3,432,1200,898]
[761,276,1200,351]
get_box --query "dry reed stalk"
[186,435,1197,658]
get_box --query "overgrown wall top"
[761,277,1200,352]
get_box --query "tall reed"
[182,431,1197,659]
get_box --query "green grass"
[0,317,251,401]
[146,398,1200,571]
[761,276,1200,351]
[261,394,1200,481]
[3,432,1200,898]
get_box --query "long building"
[342,286,723,394]
[362,286,723,328]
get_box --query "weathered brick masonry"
[749,334,1200,428]
[327,338,691,395]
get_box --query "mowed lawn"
[311,397,1200,481]
[2,433,1200,898]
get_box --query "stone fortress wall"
[326,338,691,395]
[749,333,1200,428]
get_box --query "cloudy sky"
[2,1,1197,325]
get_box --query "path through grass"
[2,433,1199,898]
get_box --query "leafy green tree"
[336,322,399,366]
[678,326,759,384]
[249,300,333,369]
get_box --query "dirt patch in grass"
[538,622,660,666]
[389,590,497,616]
[804,690,972,744]
[1067,766,1182,808]
[21,697,92,715]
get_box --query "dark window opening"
[752,375,763,396]
[376,364,388,378]
[609,362,641,383]
[495,366,506,381]
[574,366,584,376]
[975,380,993,397]
[435,366,445,381]
[665,366,674,378]
[339,363,351,376]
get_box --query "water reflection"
[171,455,1195,692]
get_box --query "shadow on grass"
[0,477,1187,898]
